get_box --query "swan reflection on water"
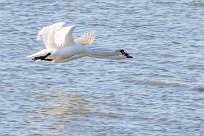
[43,91,88,117]
[29,90,88,133]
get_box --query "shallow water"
[0,0,204,135]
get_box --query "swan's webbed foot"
[32,53,53,61]
[32,56,44,61]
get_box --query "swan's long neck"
[84,48,119,57]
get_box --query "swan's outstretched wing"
[37,22,65,49]
[54,25,76,47]
[74,31,95,45]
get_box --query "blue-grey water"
[1,0,204,135]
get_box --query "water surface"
[0,0,204,135]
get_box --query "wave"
[193,87,204,92]
[149,81,186,88]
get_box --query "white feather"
[74,31,95,45]
[37,22,65,49]
[54,25,76,48]
[27,49,50,58]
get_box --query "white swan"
[28,22,133,63]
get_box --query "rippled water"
[1,0,204,135]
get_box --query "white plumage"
[74,31,95,45]
[37,22,65,49]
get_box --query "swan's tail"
[27,49,50,58]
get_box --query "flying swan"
[28,22,133,63]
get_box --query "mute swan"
[28,22,133,63]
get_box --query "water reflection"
[30,90,88,134]
[43,91,87,117]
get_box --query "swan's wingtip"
[70,25,76,29]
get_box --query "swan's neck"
[85,48,119,57]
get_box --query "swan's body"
[29,22,132,63]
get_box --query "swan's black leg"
[32,53,52,61]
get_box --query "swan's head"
[119,49,133,58]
